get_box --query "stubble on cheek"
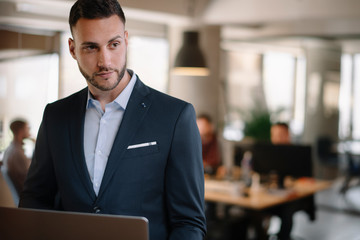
[78,63,127,91]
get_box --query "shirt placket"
[93,111,109,195]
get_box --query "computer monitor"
[0,206,149,240]
[235,142,313,187]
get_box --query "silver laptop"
[0,206,149,240]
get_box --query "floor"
[287,177,360,240]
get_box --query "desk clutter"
[205,176,331,210]
[204,142,334,240]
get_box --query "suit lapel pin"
[141,102,147,108]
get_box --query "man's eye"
[110,42,120,48]
[84,45,97,51]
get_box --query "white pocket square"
[127,141,157,149]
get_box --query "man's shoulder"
[151,88,186,106]
[48,88,87,108]
[137,80,188,109]
[42,88,87,117]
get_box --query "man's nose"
[97,49,111,68]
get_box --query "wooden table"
[205,178,332,210]
[204,178,332,239]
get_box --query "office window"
[339,53,360,140]
[127,36,169,93]
[352,54,360,139]
[264,52,306,137]
[222,51,262,141]
[0,53,59,153]
[263,52,295,117]
[223,48,304,141]
[339,54,352,139]
[293,57,307,136]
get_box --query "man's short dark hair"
[197,113,213,124]
[273,122,289,130]
[10,119,27,135]
[69,0,126,33]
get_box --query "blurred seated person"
[2,119,33,195]
[196,114,222,227]
[196,113,221,175]
[271,122,291,145]
[268,122,292,239]
[197,115,248,239]
[269,121,315,240]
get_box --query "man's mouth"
[96,71,113,78]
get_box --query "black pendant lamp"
[173,31,209,76]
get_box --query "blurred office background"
[0,0,360,239]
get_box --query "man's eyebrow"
[108,35,122,43]
[80,35,122,47]
[81,41,98,47]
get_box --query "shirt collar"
[86,69,137,110]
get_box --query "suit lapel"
[69,88,97,200]
[97,79,151,198]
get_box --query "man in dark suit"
[19,0,206,239]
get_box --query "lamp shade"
[173,31,209,76]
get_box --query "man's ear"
[124,30,129,47]
[68,38,77,60]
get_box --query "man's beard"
[79,63,127,91]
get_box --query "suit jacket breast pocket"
[125,144,159,158]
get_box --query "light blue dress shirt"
[84,70,137,195]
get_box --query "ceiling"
[1,0,360,37]
[204,0,360,40]
[1,0,360,58]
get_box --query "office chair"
[316,136,339,179]
[340,152,360,194]
[0,166,20,206]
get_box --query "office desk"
[205,178,331,210]
[204,178,332,240]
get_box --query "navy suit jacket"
[19,77,206,240]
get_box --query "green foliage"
[243,110,271,142]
